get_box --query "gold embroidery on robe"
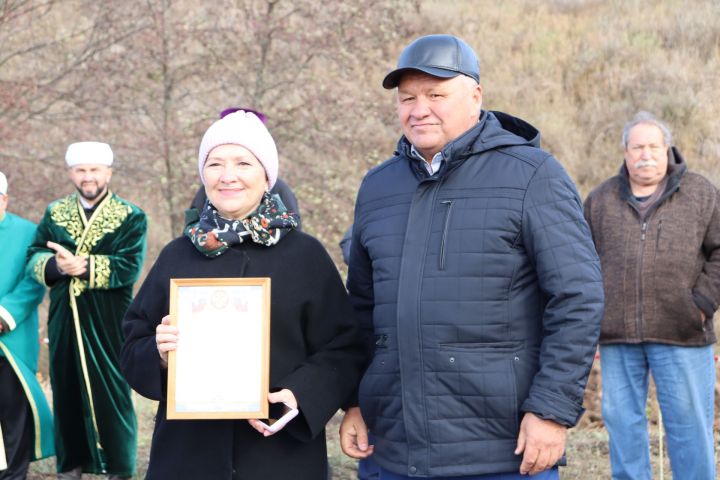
[77,198,132,256]
[49,196,84,244]
[50,195,130,296]
[70,277,88,297]
[32,253,53,286]
[92,255,111,289]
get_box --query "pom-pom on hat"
[197,110,278,189]
[65,142,114,167]
[0,171,7,195]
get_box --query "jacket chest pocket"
[655,213,702,253]
[439,200,454,270]
[433,191,523,274]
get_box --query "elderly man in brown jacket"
[584,111,720,480]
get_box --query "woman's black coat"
[120,230,365,479]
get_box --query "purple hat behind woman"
[220,107,267,123]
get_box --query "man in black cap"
[340,34,604,479]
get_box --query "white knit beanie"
[197,110,278,188]
[65,142,114,167]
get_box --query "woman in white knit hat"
[184,106,302,233]
[120,111,365,479]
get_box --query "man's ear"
[473,83,483,117]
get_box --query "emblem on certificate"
[167,278,271,419]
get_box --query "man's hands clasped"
[47,241,87,276]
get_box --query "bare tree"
[69,0,421,241]
[0,0,422,254]
[82,0,222,235]
[198,0,420,245]
[0,1,150,218]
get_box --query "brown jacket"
[584,148,720,346]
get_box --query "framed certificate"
[167,278,271,419]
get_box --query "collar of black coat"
[395,110,542,178]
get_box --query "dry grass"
[418,0,720,196]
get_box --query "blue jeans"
[377,467,559,479]
[600,343,716,480]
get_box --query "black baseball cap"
[382,34,480,89]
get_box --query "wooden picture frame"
[167,277,271,419]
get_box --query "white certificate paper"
[167,278,270,419]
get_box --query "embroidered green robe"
[0,212,54,468]
[26,192,146,476]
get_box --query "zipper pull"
[641,222,647,241]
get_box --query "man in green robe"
[0,171,54,480]
[26,143,147,479]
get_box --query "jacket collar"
[395,110,542,178]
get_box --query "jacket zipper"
[636,221,648,339]
[439,200,454,270]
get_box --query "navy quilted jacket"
[347,111,604,477]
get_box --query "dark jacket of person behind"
[584,148,720,345]
[348,110,604,476]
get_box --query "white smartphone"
[257,403,299,433]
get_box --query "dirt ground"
[26,339,720,479]
[26,390,719,479]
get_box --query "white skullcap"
[0,171,6,195]
[197,110,278,188]
[65,142,113,167]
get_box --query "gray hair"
[622,111,673,148]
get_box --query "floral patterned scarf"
[185,192,299,257]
